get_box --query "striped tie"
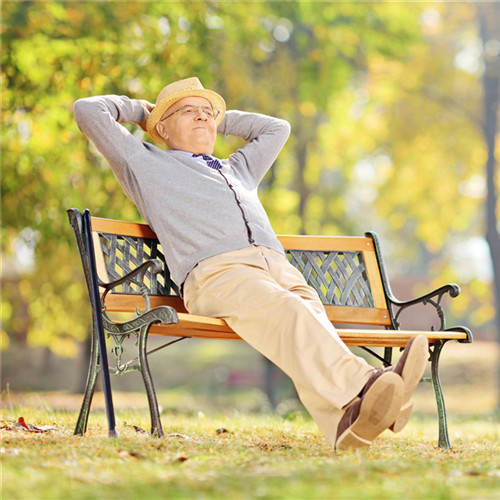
[192,153,222,171]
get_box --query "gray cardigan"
[73,95,291,286]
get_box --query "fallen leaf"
[258,442,273,452]
[123,423,148,434]
[465,470,483,476]
[17,417,30,431]
[118,450,146,459]
[14,417,56,433]
[165,433,193,441]
[174,456,188,463]
[33,425,57,432]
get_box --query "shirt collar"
[170,149,222,166]
[170,149,194,157]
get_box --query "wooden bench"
[67,208,472,448]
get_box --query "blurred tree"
[476,2,500,407]
[1,1,224,356]
[211,1,423,235]
[1,1,496,407]
[1,1,423,356]
[336,3,497,335]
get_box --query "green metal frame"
[68,208,179,437]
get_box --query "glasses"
[161,105,220,121]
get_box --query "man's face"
[155,96,218,155]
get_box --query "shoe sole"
[336,372,404,451]
[390,335,428,433]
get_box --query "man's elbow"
[276,118,291,140]
[73,98,96,125]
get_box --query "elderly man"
[74,77,427,451]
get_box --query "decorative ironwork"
[99,257,179,379]
[98,233,180,297]
[67,209,182,437]
[390,285,460,332]
[286,249,375,307]
[102,306,179,375]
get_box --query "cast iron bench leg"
[138,324,164,438]
[430,340,451,449]
[74,320,99,435]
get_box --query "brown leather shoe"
[356,335,429,433]
[389,335,428,432]
[335,371,403,451]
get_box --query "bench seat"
[145,313,467,347]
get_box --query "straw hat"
[147,77,226,144]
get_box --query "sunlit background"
[2,1,499,415]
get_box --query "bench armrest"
[365,232,469,338]
[388,283,460,308]
[101,259,163,313]
[386,283,470,337]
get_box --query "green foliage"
[1,1,495,355]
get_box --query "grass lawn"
[1,398,499,500]
[2,341,499,499]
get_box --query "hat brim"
[147,89,226,145]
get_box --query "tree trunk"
[477,3,500,408]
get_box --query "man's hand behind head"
[139,100,155,132]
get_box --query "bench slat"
[91,217,158,239]
[91,216,375,252]
[335,330,468,347]
[102,294,392,326]
[278,235,374,252]
[147,314,468,347]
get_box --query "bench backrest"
[86,215,393,327]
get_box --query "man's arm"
[218,110,291,186]
[73,95,153,177]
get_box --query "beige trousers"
[183,245,375,445]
